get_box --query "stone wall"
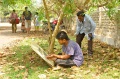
[91,8,120,48]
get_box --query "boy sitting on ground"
[47,31,84,68]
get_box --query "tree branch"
[97,2,108,7]
[43,0,52,44]
[84,0,90,6]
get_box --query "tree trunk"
[43,0,52,44]
[49,12,64,53]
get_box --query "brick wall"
[91,8,120,48]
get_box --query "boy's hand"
[46,56,53,59]
[46,54,54,59]
[46,54,57,61]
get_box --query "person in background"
[9,10,18,33]
[34,12,40,31]
[75,10,96,56]
[52,19,58,31]
[47,31,83,69]
[23,7,32,34]
[21,14,26,33]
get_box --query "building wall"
[91,8,120,48]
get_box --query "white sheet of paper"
[31,43,54,67]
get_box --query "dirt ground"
[0,24,23,75]
[0,23,33,50]
[0,27,23,50]
[0,23,37,76]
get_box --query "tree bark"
[43,0,52,44]
[49,12,64,53]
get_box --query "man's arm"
[47,54,71,60]
[23,11,25,18]
[16,13,18,18]
[47,47,74,60]
[89,16,96,33]
[53,54,71,59]
[29,11,32,17]
[75,19,81,35]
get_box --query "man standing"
[75,10,96,56]
[23,7,32,34]
[47,31,83,68]
[9,10,18,33]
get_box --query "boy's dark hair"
[77,10,85,17]
[56,31,69,40]
[25,7,28,9]
[35,12,38,15]
[13,10,15,12]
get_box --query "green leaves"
[0,0,34,18]
[38,7,47,21]
[62,0,76,17]
[105,0,120,18]
[2,0,16,6]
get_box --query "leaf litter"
[0,31,120,79]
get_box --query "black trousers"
[55,59,76,67]
[76,33,93,54]
[54,53,76,67]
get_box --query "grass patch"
[3,38,49,79]
[2,35,120,79]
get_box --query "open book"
[31,43,54,67]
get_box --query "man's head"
[13,10,15,12]
[56,31,69,45]
[77,10,85,22]
[35,12,38,15]
[25,7,28,11]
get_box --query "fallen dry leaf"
[59,77,64,79]
[38,74,46,79]
[84,70,91,75]
[44,70,49,74]
[18,66,25,69]
[0,71,5,76]
[23,69,28,79]
[59,73,66,77]
[68,75,75,79]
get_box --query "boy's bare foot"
[52,65,62,71]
